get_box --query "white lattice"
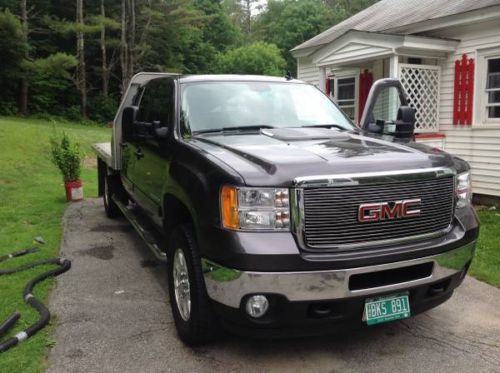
[399,64,440,133]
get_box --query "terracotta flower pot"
[64,180,84,202]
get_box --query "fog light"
[245,295,269,318]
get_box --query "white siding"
[297,57,319,86]
[428,20,500,196]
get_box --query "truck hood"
[189,127,456,186]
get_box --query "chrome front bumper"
[202,241,475,308]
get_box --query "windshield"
[180,81,354,134]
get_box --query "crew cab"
[93,73,479,345]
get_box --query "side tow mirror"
[122,106,138,142]
[152,120,169,140]
[390,106,416,139]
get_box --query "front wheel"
[167,225,218,346]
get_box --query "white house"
[292,0,500,200]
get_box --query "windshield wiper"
[193,125,275,135]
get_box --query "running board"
[112,196,167,263]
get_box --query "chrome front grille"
[300,175,455,249]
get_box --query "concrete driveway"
[48,199,500,373]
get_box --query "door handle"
[135,148,144,160]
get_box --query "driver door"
[128,78,174,224]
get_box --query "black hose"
[0,313,20,337]
[0,248,71,353]
[0,247,38,263]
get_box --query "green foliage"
[0,9,28,110]
[23,53,78,114]
[0,0,379,117]
[50,132,82,182]
[0,9,27,77]
[252,0,378,73]
[0,101,17,116]
[89,94,118,124]
[215,41,286,76]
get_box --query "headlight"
[221,186,290,230]
[456,172,472,208]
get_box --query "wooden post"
[318,66,326,93]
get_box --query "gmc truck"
[93,73,479,346]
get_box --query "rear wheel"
[167,224,218,346]
[103,174,123,218]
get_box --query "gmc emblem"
[358,199,421,223]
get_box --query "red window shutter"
[453,54,475,125]
[358,69,373,123]
[325,78,331,96]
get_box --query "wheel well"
[163,194,194,237]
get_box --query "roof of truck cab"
[178,74,303,84]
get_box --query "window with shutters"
[486,57,500,120]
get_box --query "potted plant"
[50,132,84,202]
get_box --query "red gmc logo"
[358,199,421,222]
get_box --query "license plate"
[364,293,411,326]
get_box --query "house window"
[486,57,500,119]
[334,77,357,121]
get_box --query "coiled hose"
[0,247,71,353]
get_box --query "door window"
[137,78,175,127]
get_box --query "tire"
[103,174,123,218]
[167,224,218,346]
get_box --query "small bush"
[50,132,82,182]
[0,101,17,116]
[215,42,286,76]
[60,105,83,122]
[89,94,118,124]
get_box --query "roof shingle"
[293,0,500,51]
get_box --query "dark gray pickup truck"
[93,73,479,345]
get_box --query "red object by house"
[453,54,475,125]
[359,70,373,123]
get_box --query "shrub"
[50,132,82,182]
[214,42,286,76]
[89,94,118,124]
[0,101,17,116]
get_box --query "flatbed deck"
[92,142,112,167]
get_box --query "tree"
[241,0,256,35]
[19,0,29,115]
[252,0,335,74]
[215,41,286,76]
[23,53,78,115]
[252,0,378,74]
[0,9,28,114]
[76,0,87,118]
[97,0,120,96]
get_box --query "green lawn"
[470,209,500,287]
[0,117,110,372]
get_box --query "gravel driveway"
[48,199,500,373]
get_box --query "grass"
[0,116,110,372]
[469,208,500,287]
